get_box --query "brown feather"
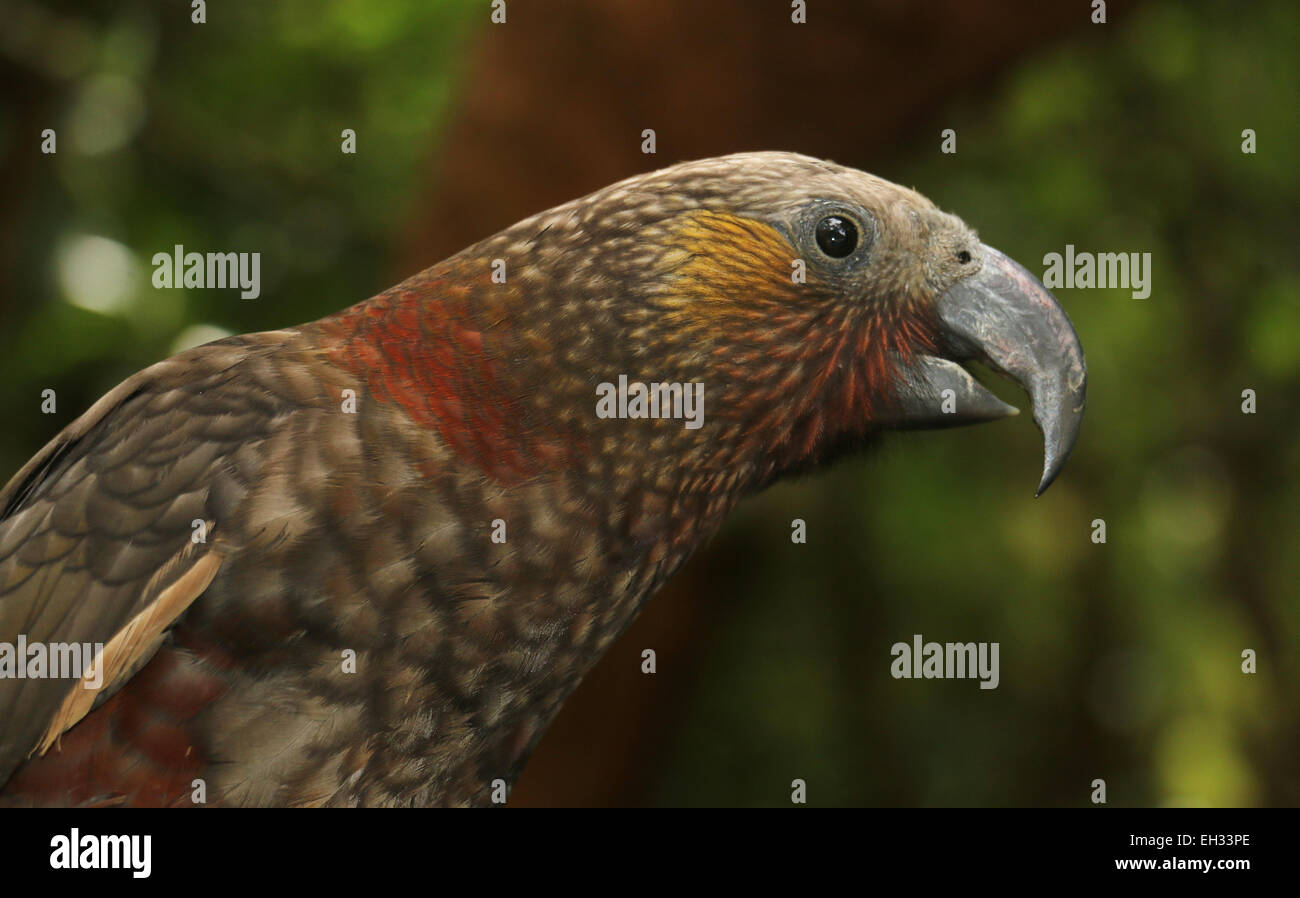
[35,548,223,757]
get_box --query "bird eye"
[815,215,858,258]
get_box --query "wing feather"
[0,332,303,786]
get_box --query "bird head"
[332,152,1085,500]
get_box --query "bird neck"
[315,252,932,507]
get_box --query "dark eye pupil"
[815,215,857,258]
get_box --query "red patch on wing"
[320,266,571,483]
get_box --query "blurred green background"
[0,0,1296,806]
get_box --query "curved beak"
[883,244,1087,496]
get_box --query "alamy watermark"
[1042,244,1151,299]
[152,244,260,299]
[595,375,704,430]
[50,829,151,878]
[0,636,104,689]
[890,634,999,689]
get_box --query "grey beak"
[885,243,1087,496]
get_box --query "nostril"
[956,249,973,265]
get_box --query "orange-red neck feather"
[317,211,937,497]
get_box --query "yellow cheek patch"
[655,211,808,323]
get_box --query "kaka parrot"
[0,152,1085,806]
